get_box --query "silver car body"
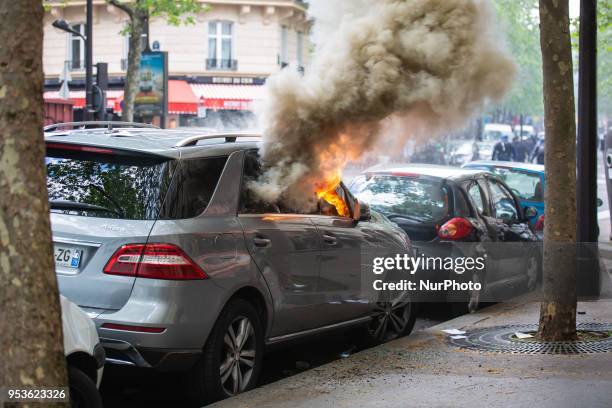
[47,127,409,370]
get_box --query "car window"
[241,151,351,217]
[350,175,448,222]
[487,179,519,222]
[160,156,228,219]
[466,182,486,215]
[491,168,543,202]
[240,151,282,214]
[454,188,472,217]
[46,152,172,220]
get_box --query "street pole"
[576,0,599,296]
[85,0,93,121]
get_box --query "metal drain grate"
[449,323,612,354]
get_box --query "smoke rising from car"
[251,0,516,210]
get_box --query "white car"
[474,123,515,160]
[61,295,105,407]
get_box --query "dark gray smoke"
[252,0,516,208]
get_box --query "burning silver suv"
[45,122,416,404]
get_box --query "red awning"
[43,90,123,112]
[167,80,198,114]
[43,80,200,115]
[190,84,265,111]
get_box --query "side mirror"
[523,206,538,219]
[358,201,371,222]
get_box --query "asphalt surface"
[99,308,449,408]
[212,299,612,408]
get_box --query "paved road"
[99,308,449,408]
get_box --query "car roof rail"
[44,121,160,132]
[175,132,262,147]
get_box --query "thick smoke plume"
[252,0,516,209]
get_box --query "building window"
[122,30,148,71]
[280,26,288,67]
[297,31,304,68]
[69,24,85,71]
[207,21,236,70]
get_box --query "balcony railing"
[206,58,238,71]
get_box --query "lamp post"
[52,0,94,120]
[576,0,599,296]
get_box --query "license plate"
[54,246,82,269]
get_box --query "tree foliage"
[108,0,203,31]
[106,0,205,122]
[492,0,544,118]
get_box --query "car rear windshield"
[350,175,449,222]
[46,149,172,220]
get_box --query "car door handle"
[322,234,337,245]
[253,237,271,247]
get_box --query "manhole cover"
[449,323,612,354]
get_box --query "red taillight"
[438,217,473,240]
[104,243,207,280]
[535,215,544,231]
[101,323,166,333]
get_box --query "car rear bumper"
[91,278,227,371]
[101,337,201,371]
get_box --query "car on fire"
[349,164,541,314]
[44,122,417,404]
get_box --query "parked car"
[45,123,416,404]
[349,164,541,314]
[446,140,476,166]
[61,295,105,408]
[462,161,545,232]
[474,123,514,160]
[514,125,536,140]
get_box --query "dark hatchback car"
[350,164,540,314]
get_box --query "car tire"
[449,271,484,316]
[356,291,417,347]
[187,298,264,405]
[68,366,103,408]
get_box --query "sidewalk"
[212,298,612,408]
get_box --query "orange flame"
[315,171,350,217]
[312,134,358,217]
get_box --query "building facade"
[43,0,311,127]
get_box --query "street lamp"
[51,19,84,39]
[52,0,94,120]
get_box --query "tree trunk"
[123,11,146,122]
[537,0,578,342]
[0,0,69,402]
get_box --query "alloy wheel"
[220,316,256,396]
[369,294,412,342]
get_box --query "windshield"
[491,168,543,202]
[350,175,448,222]
[482,130,507,142]
[46,152,172,220]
